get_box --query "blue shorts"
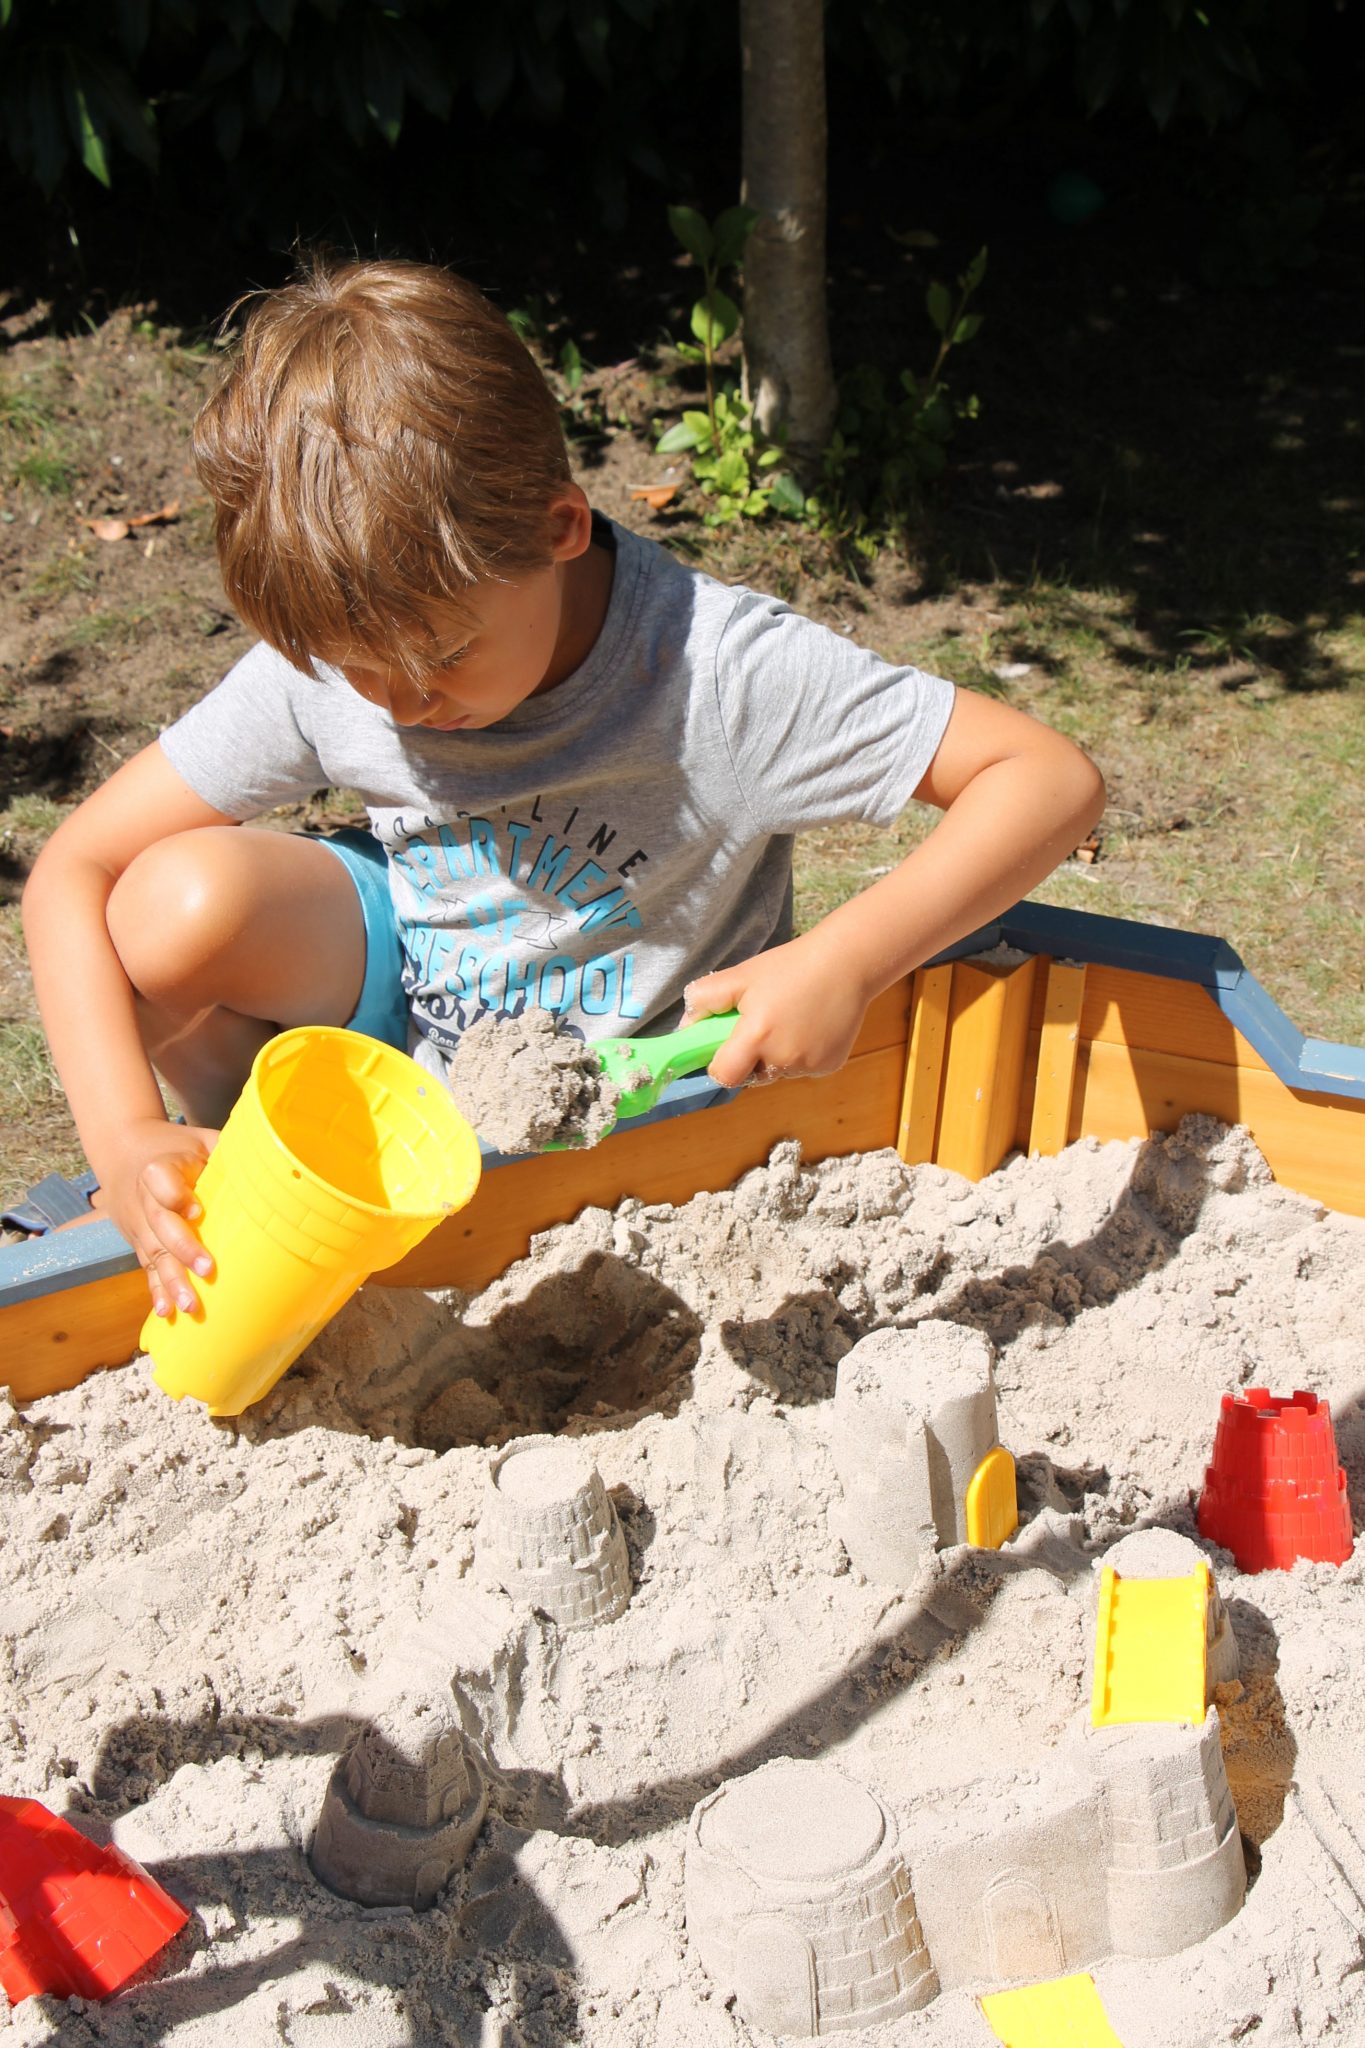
[314,828,408,1052]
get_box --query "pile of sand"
[445,1011,621,1154]
[2,1115,1363,2046]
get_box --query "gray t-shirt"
[160,517,955,1066]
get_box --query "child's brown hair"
[193,256,572,682]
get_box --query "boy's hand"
[684,931,869,1089]
[99,1119,220,1318]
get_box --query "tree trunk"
[740,0,837,465]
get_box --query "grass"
[1,794,70,838]
[26,550,97,604]
[64,598,180,649]
[0,907,85,1195]
[0,372,75,498]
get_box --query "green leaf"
[712,204,759,271]
[769,472,806,517]
[570,0,611,87]
[964,246,988,294]
[656,420,703,453]
[113,0,152,61]
[251,40,285,121]
[27,60,69,194]
[214,91,244,160]
[681,409,712,439]
[74,86,111,186]
[472,26,516,115]
[926,281,953,335]
[713,449,749,493]
[756,445,783,468]
[952,313,984,345]
[559,337,584,391]
[668,204,714,266]
[0,0,12,26]
[690,289,739,350]
[363,23,405,145]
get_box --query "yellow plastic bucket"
[140,1027,481,1416]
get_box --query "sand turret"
[686,1760,937,2035]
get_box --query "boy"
[22,258,1104,1322]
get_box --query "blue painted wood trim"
[3,902,1361,1312]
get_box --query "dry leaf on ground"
[629,483,679,511]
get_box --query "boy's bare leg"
[106,827,368,1129]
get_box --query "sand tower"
[1097,1527,1240,1694]
[829,1323,1004,1583]
[309,1693,488,1908]
[686,1759,937,2035]
[1085,1705,1246,1956]
[478,1436,632,1629]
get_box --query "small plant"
[508,302,609,444]
[655,204,804,527]
[660,388,792,526]
[809,247,988,553]
[662,203,754,432]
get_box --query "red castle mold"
[0,1797,188,2004]
[1198,1388,1354,1573]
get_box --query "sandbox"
[1,904,1363,2045]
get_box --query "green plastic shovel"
[591,1009,740,1126]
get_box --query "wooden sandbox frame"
[3,900,1362,1408]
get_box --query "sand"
[2,1114,1363,2046]
[444,1011,621,1154]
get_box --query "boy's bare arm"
[685,688,1105,1088]
[22,744,238,1310]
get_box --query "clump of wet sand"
[445,1010,623,1154]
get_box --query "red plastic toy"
[1198,1387,1354,1573]
[0,1797,188,2005]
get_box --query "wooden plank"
[385,1042,908,1289]
[1070,1039,1365,1218]
[1079,965,1270,1072]
[897,963,952,1165]
[852,977,914,1053]
[2,1267,148,1403]
[1029,961,1087,1157]
[936,956,1038,1180]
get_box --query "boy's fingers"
[148,1200,214,1279]
[708,1018,768,1089]
[136,1236,199,1316]
[682,971,740,1024]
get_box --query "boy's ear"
[545,485,593,563]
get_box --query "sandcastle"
[829,1323,1016,1583]
[309,1693,488,1908]
[477,1434,632,1629]
[686,1761,938,2034]
[686,1523,1248,2034]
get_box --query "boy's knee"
[108,828,245,999]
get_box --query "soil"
[1,1117,1362,2044]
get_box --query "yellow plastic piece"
[980,1971,1125,2047]
[965,1444,1019,1550]
[1090,1561,1210,1728]
[141,1028,481,1417]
